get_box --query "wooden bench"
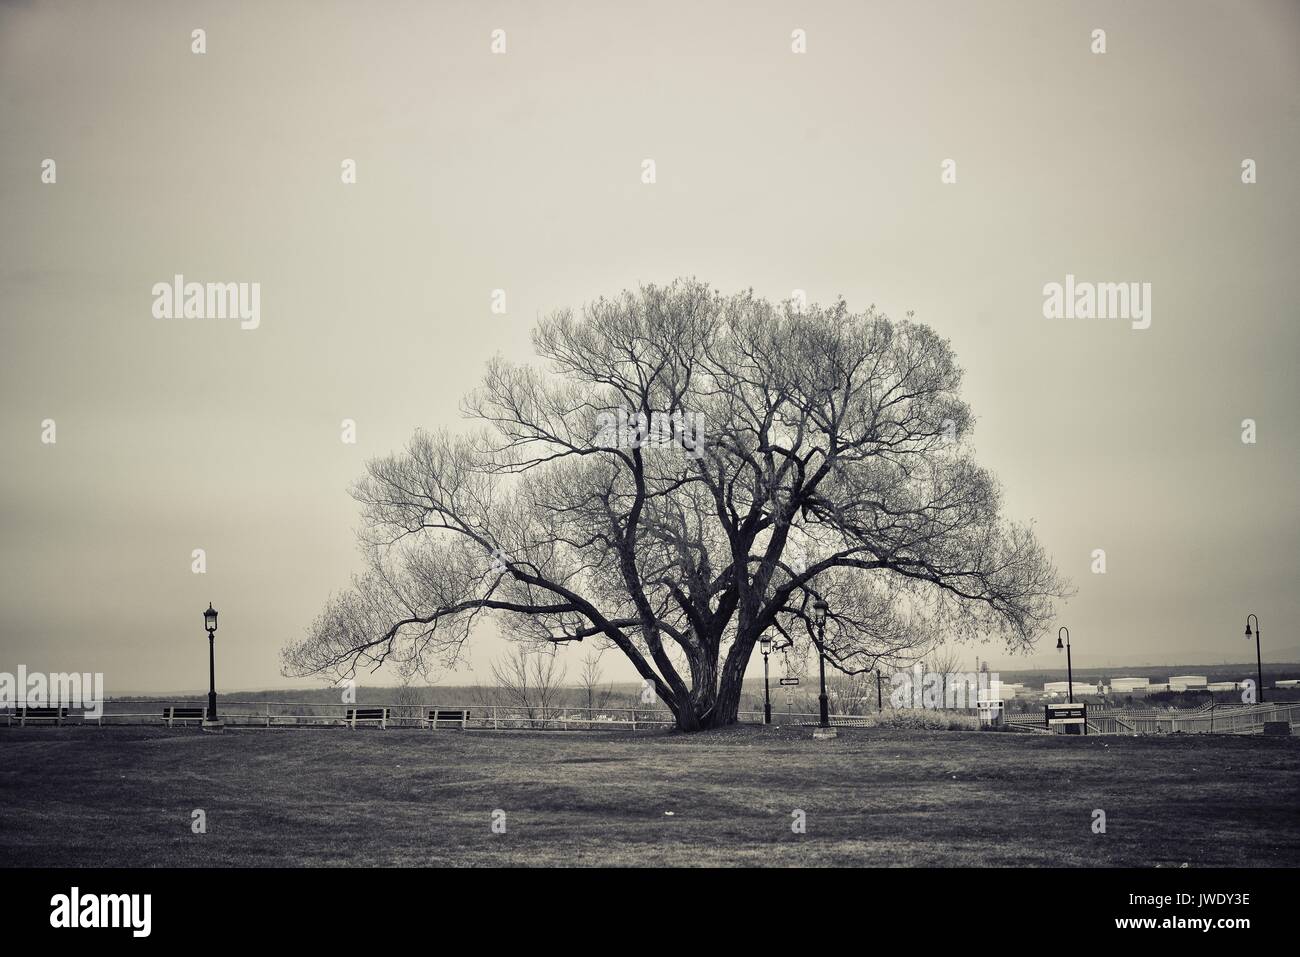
[346,707,388,729]
[427,708,470,729]
[164,707,206,728]
[15,706,69,726]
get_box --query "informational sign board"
[977,700,1003,726]
[1045,702,1087,734]
[779,677,799,686]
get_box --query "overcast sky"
[2,0,1297,693]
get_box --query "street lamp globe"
[204,603,218,634]
[812,598,829,626]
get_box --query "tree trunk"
[703,649,747,728]
[669,640,750,731]
[674,706,703,732]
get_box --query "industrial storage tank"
[1110,677,1150,693]
[1044,681,1097,695]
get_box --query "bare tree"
[828,670,876,716]
[283,280,1069,731]
[924,643,967,709]
[579,647,614,713]
[490,647,568,727]
[391,680,425,726]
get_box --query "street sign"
[779,677,800,686]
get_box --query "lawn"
[1,726,1297,867]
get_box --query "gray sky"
[2,0,1297,693]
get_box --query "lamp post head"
[759,634,772,651]
[1056,636,1064,651]
[204,603,218,634]
[812,599,829,626]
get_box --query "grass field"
[2,726,1297,867]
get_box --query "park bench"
[164,707,206,728]
[15,706,69,726]
[427,708,470,729]
[346,707,388,729]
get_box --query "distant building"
[1169,675,1208,691]
[1110,677,1150,693]
[1206,681,1239,692]
[1044,681,1097,696]
[1147,682,1170,693]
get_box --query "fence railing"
[1,702,675,730]
[5,700,1296,733]
[2,701,921,731]
[1059,702,1300,735]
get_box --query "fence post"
[631,708,637,731]
[493,705,498,731]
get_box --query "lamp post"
[759,634,773,725]
[1056,626,1073,704]
[1245,614,1263,703]
[203,603,221,728]
[812,599,830,728]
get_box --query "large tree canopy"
[282,279,1068,730]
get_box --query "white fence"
[2,700,900,731]
[1086,701,1300,735]
[3,702,672,730]
[6,699,1295,734]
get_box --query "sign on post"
[977,700,1003,726]
[1045,702,1087,734]
[779,677,799,686]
